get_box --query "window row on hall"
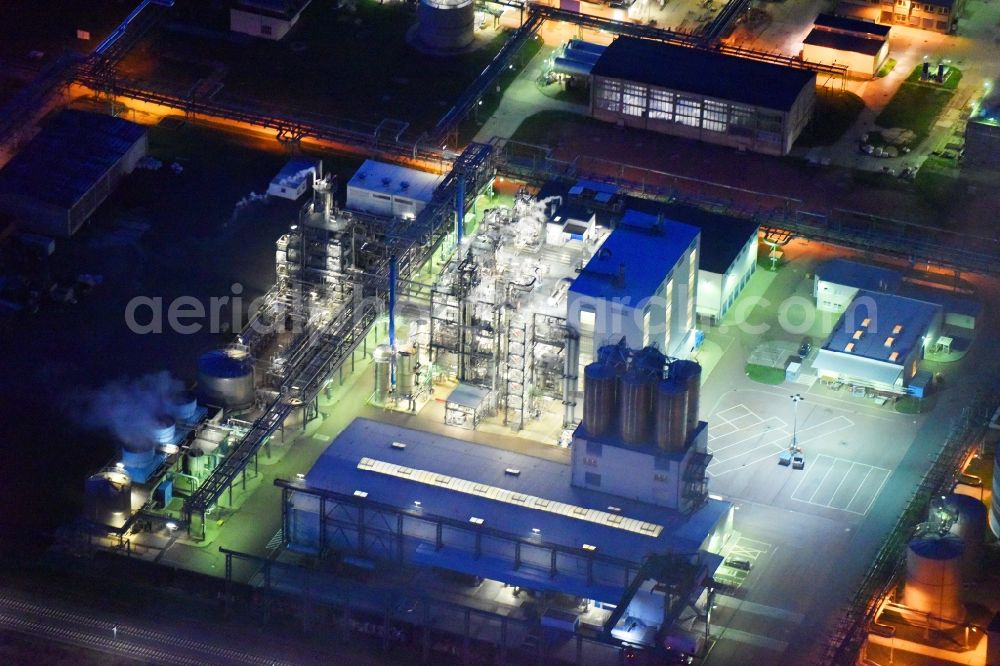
[596,80,784,135]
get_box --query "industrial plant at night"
[0,0,999,665]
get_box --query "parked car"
[726,557,752,572]
[798,339,812,357]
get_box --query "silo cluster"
[582,344,701,451]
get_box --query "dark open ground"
[116,0,511,135]
[0,115,362,546]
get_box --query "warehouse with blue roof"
[589,37,816,155]
[0,110,148,238]
[282,415,732,645]
[813,290,942,393]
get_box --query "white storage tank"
[417,0,475,51]
[902,533,965,629]
[197,349,255,410]
[83,468,132,528]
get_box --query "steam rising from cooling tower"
[75,371,185,452]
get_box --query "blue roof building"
[567,212,699,367]
[283,418,731,625]
[814,258,902,312]
[814,291,943,392]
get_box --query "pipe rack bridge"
[520,2,848,80]
[182,143,496,528]
[492,141,1000,277]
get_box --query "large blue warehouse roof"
[570,212,699,302]
[590,37,816,112]
[0,110,146,209]
[303,419,729,567]
[823,290,940,363]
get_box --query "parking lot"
[704,387,911,518]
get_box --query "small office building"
[813,291,942,393]
[802,14,891,79]
[267,157,320,200]
[836,0,962,33]
[814,258,901,313]
[345,160,444,219]
[589,37,816,156]
[230,0,313,40]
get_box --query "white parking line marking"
[790,454,891,515]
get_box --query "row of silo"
[581,345,701,451]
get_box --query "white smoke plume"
[230,191,269,222]
[74,372,184,452]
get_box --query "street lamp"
[790,394,804,453]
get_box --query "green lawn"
[875,65,962,145]
[745,363,786,385]
[905,63,963,90]
[876,58,897,78]
[895,394,937,414]
[795,89,865,147]
[914,155,960,213]
[509,110,604,146]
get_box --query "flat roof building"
[230,0,313,40]
[814,258,902,312]
[802,14,890,79]
[267,157,320,200]
[813,291,942,393]
[284,418,731,637]
[346,160,444,219]
[965,89,1000,170]
[0,110,147,238]
[589,37,817,155]
[626,199,760,324]
[836,0,961,33]
[568,211,699,376]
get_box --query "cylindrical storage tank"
[417,0,474,51]
[397,351,415,398]
[151,415,176,445]
[619,370,653,445]
[373,345,392,403]
[654,378,689,452]
[185,448,209,477]
[170,390,198,422]
[197,349,255,410]
[902,534,965,629]
[671,360,702,435]
[939,494,987,580]
[121,447,155,470]
[583,362,616,437]
[991,453,1000,539]
[83,469,132,527]
[566,39,607,57]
